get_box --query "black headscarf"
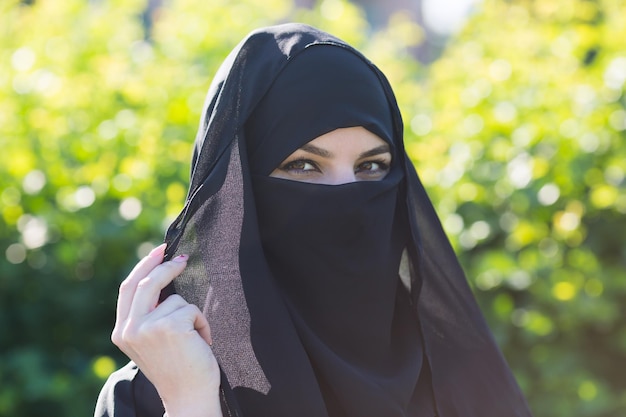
[246,45,431,416]
[95,23,533,417]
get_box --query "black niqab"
[247,45,425,416]
[95,23,533,417]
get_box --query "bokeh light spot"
[603,57,626,89]
[92,356,116,380]
[469,220,490,240]
[112,174,132,192]
[578,132,599,153]
[538,183,560,206]
[493,101,517,123]
[98,120,118,140]
[6,243,27,264]
[75,186,96,208]
[584,279,603,297]
[1,187,21,206]
[137,241,157,259]
[11,47,36,72]
[477,270,503,291]
[525,311,554,336]
[463,114,484,135]
[578,381,597,401]
[507,270,532,290]
[553,281,576,301]
[22,170,47,195]
[507,153,533,188]
[410,114,432,136]
[609,110,626,131]
[555,211,580,232]
[119,197,142,220]
[590,184,618,209]
[18,215,48,249]
[320,0,344,20]
[489,59,512,81]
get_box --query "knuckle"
[118,278,133,293]
[184,304,208,324]
[124,330,141,343]
[163,294,186,306]
[111,329,122,346]
[144,317,177,336]
[183,303,201,315]
[169,294,185,303]
[136,276,153,291]
[121,323,143,344]
[112,322,137,347]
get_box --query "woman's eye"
[281,159,318,173]
[359,161,379,171]
[357,160,389,175]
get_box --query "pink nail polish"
[172,254,189,263]
[149,243,167,258]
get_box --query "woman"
[95,23,532,417]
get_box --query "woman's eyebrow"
[300,143,332,158]
[359,144,390,159]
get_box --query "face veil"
[95,23,533,417]
[244,44,427,416]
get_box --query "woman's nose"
[326,167,357,185]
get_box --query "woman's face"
[269,127,392,185]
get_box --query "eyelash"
[278,159,320,174]
[356,159,390,174]
[278,158,390,175]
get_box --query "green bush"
[405,0,626,415]
[0,0,294,414]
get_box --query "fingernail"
[149,243,167,258]
[172,254,189,263]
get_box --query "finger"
[116,243,167,322]
[194,309,213,346]
[128,243,168,282]
[172,303,214,346]
[128,255,189,318]
[146,296,213,345]
[146,294,189,321]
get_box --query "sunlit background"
[1,0,625,415]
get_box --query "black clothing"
[95,23,532,417]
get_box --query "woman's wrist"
[161,385,223,417]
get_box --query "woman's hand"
[111,244,222,417]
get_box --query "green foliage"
[0,0,293,415]
[1,0,624,415]
[401,0,626,415]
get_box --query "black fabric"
[252,171,422,416]
[245,45,395,175]
[95,23,533,417]
[244,44,424,417]
[94,362,164,417]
